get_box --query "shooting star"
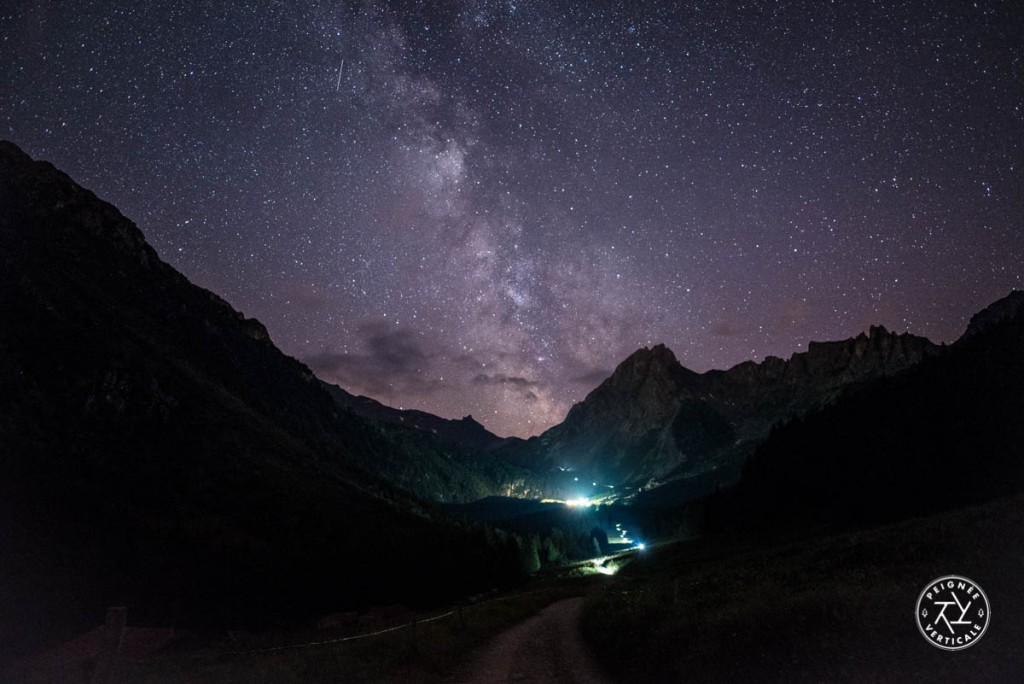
[335,59,344,92]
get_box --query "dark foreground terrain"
[0,140,547,666]
[4,579,599,683]
[456,596,610,684]
[13,495,1019,683]
[583,494,1024,683]
[4,140,1024,683]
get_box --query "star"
[2,0,1021,437]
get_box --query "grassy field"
[105,575,601,684]
[12,498,1023,683]
[581,496,1024,683]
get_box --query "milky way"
[3,1,1022,437]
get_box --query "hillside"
[718,290,1024,527]
[503,326,938,495]
[584,495,1024,682]
[325,384,506,453]
[0,141,531,663]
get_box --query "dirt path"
[454,597,612,683]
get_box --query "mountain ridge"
[718,287,1024,527]
[509,321,941,491]
[962,289,1024,340]
[0,140,541,663]
[325,383,507,453]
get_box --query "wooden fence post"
[91,606,126,684]
[408,616,417,650]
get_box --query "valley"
[2,141,1023,681]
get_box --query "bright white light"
[565,497,591,508]
[637,543,646,550]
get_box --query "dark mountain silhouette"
[4,138,1021,672]
[325,383,507,453]
[960,289,1024,340]
[321,384,547,502]
[714,289,1024,528]
[502,327,938,493]
[0,141,538,664]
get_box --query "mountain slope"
[720,290,1024,527]
[325,389,549,502]
[326,384,506,453]
[321,383,549,500]
[0,141,528,663]
[509,327,938,492]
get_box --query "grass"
[15,498,1023,683]
[581,496,1024,683]
[110,575,599,684]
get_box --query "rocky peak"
[594,343,701,411]
[714,326,937,396]
[551,343,695,457]
[610,343,681,383]
[535,323,943,488]
[0,141,160,273]
[961,290,1024,341]
[800,325,937,379]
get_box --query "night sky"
[3,1,1022,437]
